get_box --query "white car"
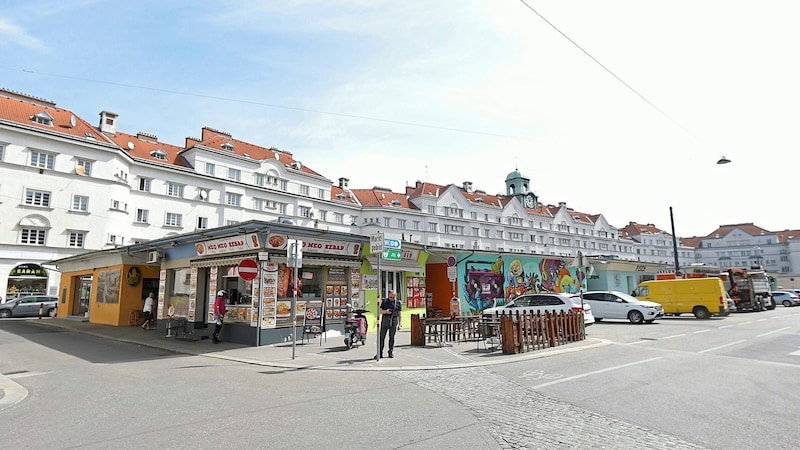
[482,293,595,326]
[578,290,664,324]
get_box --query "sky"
[2,0,798,238]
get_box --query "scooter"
[343,304,369,349]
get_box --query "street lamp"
[669,207,680,276]
[753,246,762,269]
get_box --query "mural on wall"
[459,254,583,314]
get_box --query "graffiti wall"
[458,254,584,314]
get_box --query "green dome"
[505,169,528,182]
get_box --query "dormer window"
[222,140,235,151]
[31,111,54,126]
[150,149,168,160]
[84,132,96,140]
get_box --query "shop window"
[166,268,192,318]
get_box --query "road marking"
[790,350,800,356]
[662,334,686,339]
[699,339,746,353]
[6,371,52,379]
[693,329,710,334]
[720,325,734,329]
[532,357,663,389]
[0,375,28,412]
[756,318,768,322]
[757,327,790,338]
[739,321,753,325]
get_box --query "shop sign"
[9,263,48,278]
[195,233,261,257]
[266,233,361,257]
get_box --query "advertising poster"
[260,262,277,329]
[208,267,218,323]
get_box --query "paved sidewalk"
[29,318,608,372]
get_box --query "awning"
[366,257,422,273]
[190,254,258,268]
[269,256,362,269]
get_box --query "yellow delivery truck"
[632,278,730,319]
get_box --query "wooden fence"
[500,310,585,354]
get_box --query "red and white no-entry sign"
[238,259,259,281]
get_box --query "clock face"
[524,195,534,208]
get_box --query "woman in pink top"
[212,290,226,343]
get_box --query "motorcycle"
[343,304,369,349]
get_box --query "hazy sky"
[2,1,798,238]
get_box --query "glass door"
[74,276,92,315]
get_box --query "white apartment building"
[2,87,797,299]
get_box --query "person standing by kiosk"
[376,290,402,358]
[212,290,226,344]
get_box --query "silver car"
[772,291,800,307]
[0,296,58,318]
[579,290,664,324]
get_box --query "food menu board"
[350,268,362,309]
[324,284,349,322]
[260,262,277,329]
[188,267,198,321]
[304,300,324,334]
[208,267,218,323]
[157,269,167,319]
[406,276,426,308]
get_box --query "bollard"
[39,302,44,319]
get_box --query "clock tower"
[505,168,538,209]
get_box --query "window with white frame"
[30,151,55,169]
[279,179,288,191]
[166,182,183,197]
[205,162,216,176]
[25,189,51,207]
[483,229,491,237]
[510,232,523,241]
[31,112,53,125]
[397,219,406,229]
[138,177,151,192]
[165,212,182,227]
[68,231,85,248]
[384,217,391,227]
[335,213,344,224]
[427,205,436,214]
[444,224,463,234]
[509,217,522,226]
[298,206,311,218]
[300,185,309,196]
[253,198,264,210]
[110,199,127,211]
[0,143,5,160]
[413,221,420,231]
[318,210,327,221]
[472,227,479,236]
[76,159,92,176]
[21,228,46,245]
[254,173,265,186]
[72,195,89,212]
[136,209,149,223]
[227,168,240,181]
[447,206,463,218]
[266,175,278,186]
[471,211,477,220]
[428,223,437,232]
[278,203,287,214]
[497,230,504,239]
[225,193,241,206]
[197,217,208,230]
[318,188,325,199]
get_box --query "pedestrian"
[212,290,226,343]
[376,290,402,359]
[141,292,155,330]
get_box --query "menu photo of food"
[326,310,333,319]
[268,234,286,248]
[334,298,340,308]
[261,316,275,328]
[326,285,334,296]
[334,286,341,296]
[295,301,307,316]
[276,302,291,317]
[326,298,333,308]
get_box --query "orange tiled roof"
[330,186,360,205]
[706,223,772,239]
[349,188,414,209]
[0,88,116,146]
[106,131,189,167]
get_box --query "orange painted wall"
[426,263,458,315]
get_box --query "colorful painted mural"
[458,254,584,314]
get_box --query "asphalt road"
[2,307,799,449]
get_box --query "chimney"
[99,110,118,135]
[558,201,566,207]
[338,177,349,189]
[462,181,473,193]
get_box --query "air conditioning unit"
[146,250,162,264]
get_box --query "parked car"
[0,296,58,318]
[771,291,800,307]
[482,293,595,326]
[577,290,664,324]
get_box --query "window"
[447,206,462,218]
[300,185,310,196]
[205,162,216,176]
[226,220,239,225]
[225,193,241,206]
[227,168,240,181]
[428,205,436,214]
[509,217,522,226]
[384,217,391,227]
[197,217,208,230]
[428,223,437,232]
[497,231,504,239]
[31,112,53,125]
[412,221,420,231]
[397,219,406,229]
[110,199,127,211]
[253,198,264,210]
[72,195,89,212]
[254,173,265,186]
[150,149,167,160]
[68,231,85,248]
[266,175,278,186]
[318,210,327,221]
[335,213,344,224]
[279,179,288,191]
[278,203,287,214]
[30,151,55,169]
[76,159,92,176]
[0,143,5,160]
[318,188,325,199]
[138,177,151,192]
[136,209,149,223]
[165,212,182,227]
[21,228,46,245]
[471,212,477,220]
[298,206,312,218]
[166,183,183,197]
[25,189,51,207]
[472,227,479,236]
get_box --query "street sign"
[447,255,456,267]
[238,259,259,281]
[447,266,457,281]
[382,249,402,261]
[384,238,401,250]
[370,233,385,253]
